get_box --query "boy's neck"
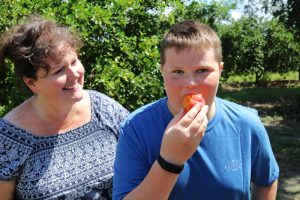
[206,100,216,121]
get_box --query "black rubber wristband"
[157,154,184,174]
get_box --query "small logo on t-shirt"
[224,160,242,171]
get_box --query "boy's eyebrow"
[184,65,211,68]
[165,64,213,68]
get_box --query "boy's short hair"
[160,20,222,66]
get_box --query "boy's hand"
[160,103,209,166]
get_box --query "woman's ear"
[23,77,38,94]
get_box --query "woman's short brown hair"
[0,15,82,80]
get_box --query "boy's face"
[161,47,223,116]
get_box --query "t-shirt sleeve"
[250,121,279,186]
[113,120,150,200]
[0,127,33,181]
[91,91,129,138]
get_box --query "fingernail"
[203,105,209,113]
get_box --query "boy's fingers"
[166,108,185,130]
[179,103,204,127]
[195,117,208,138]
[188,106,208,135]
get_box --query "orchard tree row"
[0,0,299,113]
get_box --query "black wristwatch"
[157,154,184,174]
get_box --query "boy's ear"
[23,77,38,94]
[219,62,224,75]
[160,64,163,74]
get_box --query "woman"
[0,15,129,199]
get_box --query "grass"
[218,83,300,121]
[224,71,299,84]
[218,86,300,102]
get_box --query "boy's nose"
[185,76,197,88]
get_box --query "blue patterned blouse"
[0,90,129,199]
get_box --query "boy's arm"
[0,180,16,200]
[123,161,179,200]
[114,104,208,199]
[251,180,278,200]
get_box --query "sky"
[230,0,273,20]
[184,0,245,21]
[230,9,243,20]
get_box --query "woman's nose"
[66,66,80,78]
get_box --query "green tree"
[0,0,183,112]
[237,0,300,80]
[220,16,300,83]
[1,0,298,116]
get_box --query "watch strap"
[157,154,184,174]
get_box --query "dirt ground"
[265,121,300,200]
[219,82,300,200]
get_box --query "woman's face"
[161,47,223,115]
[25,47,85,105]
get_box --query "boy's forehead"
[163,47,218,67]
[166,45,212,53]
[165,46,215,58]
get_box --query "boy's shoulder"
[216,97,263,128]
[215,97,267,140]
[217,97,258,116]
[122,98,169,124]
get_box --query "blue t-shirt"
[113,97,279,200]
[0,90,129,200]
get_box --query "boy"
[113,20,279,200]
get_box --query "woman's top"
[0,90,129,199]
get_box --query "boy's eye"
[196,69,208,73]
[172,70,184,74]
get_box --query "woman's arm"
[251,180,278,200]
[0,180,16,200]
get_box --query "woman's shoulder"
[87,90,129,123]
[0,118,35,149]
[2,97,36,128]
[87,90,124,108]
[0,118,34,181]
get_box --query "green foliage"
[0,0,172,113]
[0,0,299,116]
[224,71,299,84]
[219,16,300,82]
[173,0,235,29]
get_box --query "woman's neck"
[5,91,91,136]
[31,92,91,135]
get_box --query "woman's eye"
[54,68,64,75]
[71,59,77,66]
